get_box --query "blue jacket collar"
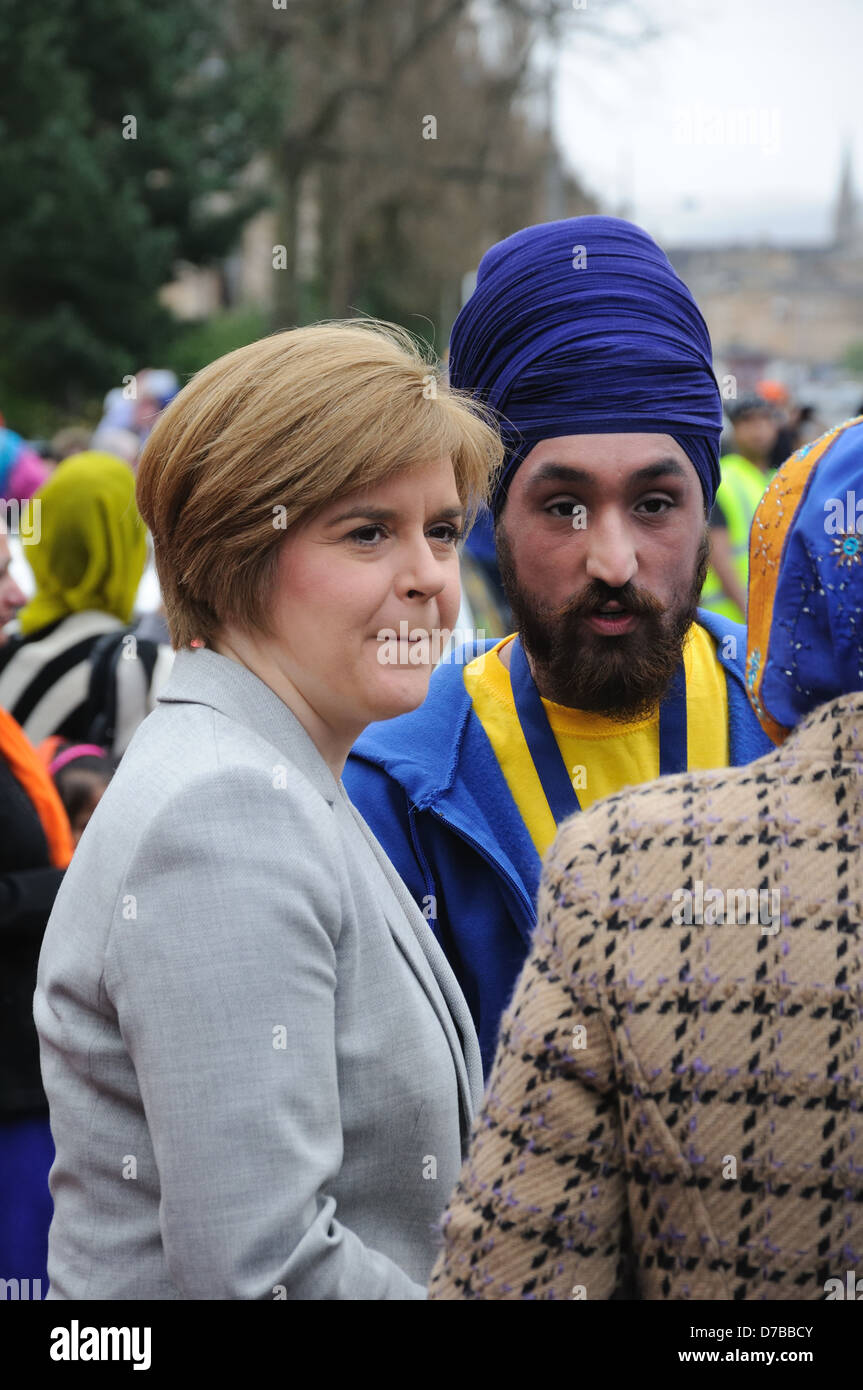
[354,610,749,802]
[351,611,756,933]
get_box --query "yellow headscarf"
[18,452,148,635]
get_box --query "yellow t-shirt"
[463,624,729,858]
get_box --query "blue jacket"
[344,610,774,1075]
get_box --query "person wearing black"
[0,710,72,1297]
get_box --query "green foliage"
[0,378,101,442]
[0,0,281,413]
[162,308,269,382]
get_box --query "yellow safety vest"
[701,454,772,623]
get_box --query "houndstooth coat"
[429,693,863,1300]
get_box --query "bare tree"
[236,0,658,334]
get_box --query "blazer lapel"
[342,794,484,1130]
[161,648,484,1127]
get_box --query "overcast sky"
[548,0,861,246]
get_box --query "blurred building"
[668,145,863,371]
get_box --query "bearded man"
[344,216,773,1074]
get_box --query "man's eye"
[638,497,674,515]
[546,500,582,518]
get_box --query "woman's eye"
[349,524,387,545]
[428,524,463,544]
[347,523,463,547]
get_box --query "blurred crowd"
[0,371,180,1290]
[701,380,827,624]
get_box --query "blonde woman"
[35,322,501,1300]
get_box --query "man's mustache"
[550,581,666,624]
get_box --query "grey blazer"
[35,647,484,1300]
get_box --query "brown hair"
[136,320,502,649]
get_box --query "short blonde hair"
[136,320,502,649]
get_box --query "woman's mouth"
[375,626,436,665]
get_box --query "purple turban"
[448,216,723,517]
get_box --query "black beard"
[496,525,711,722]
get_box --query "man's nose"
[584,512,637,589]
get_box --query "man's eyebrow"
[526,458,688,490]
[526,463,594,491]
[324,503,466,527]
[631,458,688,484]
